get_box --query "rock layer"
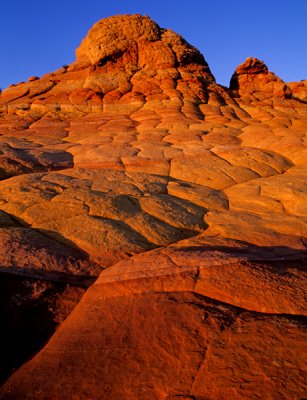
[0,14,306,400]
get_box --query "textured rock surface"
[230,57,291,99]
[288,79,307,103]
[0,14,306,400]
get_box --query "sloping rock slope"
[0,14,306,400]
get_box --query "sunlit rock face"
[230,57,292,99]
[288,79,307,103]
[76,14,210,70]
[0,14,306,400]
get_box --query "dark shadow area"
[175,243,307,272]
[0,143,74,181]
[0,266,97,287]
[0,272,85,385]
[98,49,125,67]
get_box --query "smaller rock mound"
[230,57,291,100]
[232,57,268,75]
[288,80,307,103]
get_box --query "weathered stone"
[230,57,292,99]
[0,14,306,400]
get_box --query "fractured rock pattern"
[0,14,306,400]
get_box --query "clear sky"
[1,0,306,90]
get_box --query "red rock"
[288,79,307,103]
[0,14,306,400]
[1,264,305,399]
[230,57,291,99]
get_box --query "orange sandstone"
[0,14,306,400]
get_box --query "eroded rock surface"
[0,14,306,400]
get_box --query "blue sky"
[1,0,306,89]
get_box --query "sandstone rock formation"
[0,14,306,400]
[230,57,292,99]
[288,79,307,103]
